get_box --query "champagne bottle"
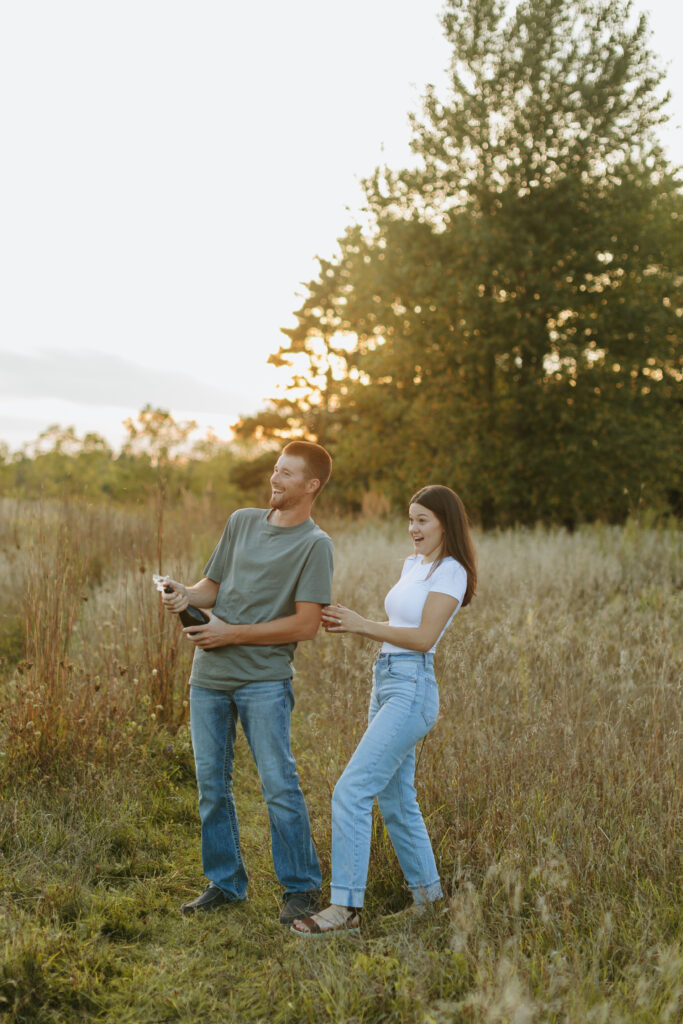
[164,585,210,627]
[153,574,210,627]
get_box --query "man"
[161,440,333,925]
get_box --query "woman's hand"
[321,603,367,636]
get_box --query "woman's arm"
[321,591,459,653]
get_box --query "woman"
[291,485,476,936]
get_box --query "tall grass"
[0,496,223,777]
[293,517,682,1020]
[0,498,680,1022]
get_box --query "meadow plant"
[0,496,227,778]
[5,504,93,773]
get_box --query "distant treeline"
[0,411,275,512]
[1,400,680,528]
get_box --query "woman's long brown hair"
[410,485,477,606]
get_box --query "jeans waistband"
[376,651,434,667]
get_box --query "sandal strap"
[294,904,361,934]
[295,914,323,934]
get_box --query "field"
[0,498,681,1023]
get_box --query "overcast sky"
[1,0,681,453]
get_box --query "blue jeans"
[330,652,443,908]
[189,680,321,900]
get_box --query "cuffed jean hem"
[410,880,443,905]
[330,886,365,908]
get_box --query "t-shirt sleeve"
[293,536,334,605]
[429,559,467,604]
[203,514,235,581]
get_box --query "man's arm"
[161,577,219,613]
[183,601,322,650]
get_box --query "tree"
[120,405,198,466]
[242,0,682,524]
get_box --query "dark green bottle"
[163,584,209,627]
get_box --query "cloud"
[0,348,246,415]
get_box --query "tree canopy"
[236,0,682,525]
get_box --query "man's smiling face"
[269,453,317,511]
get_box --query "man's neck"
[267,504,313,528]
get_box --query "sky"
[1,0,681,454]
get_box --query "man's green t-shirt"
[188,508,334,692]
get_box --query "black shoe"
[279,889,322,925]
[180,884,233,915]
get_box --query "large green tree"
[239,0,682,524]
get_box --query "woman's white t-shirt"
[381,554,467,654]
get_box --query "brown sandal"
[290,904,361,937]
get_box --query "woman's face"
[408,502,445,562]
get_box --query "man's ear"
[306,477,321,495]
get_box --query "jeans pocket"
[385,658,420,683]
[420,683,439,730]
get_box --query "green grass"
[1,752,679,1023]
[1,749,469,1024]
[0,503,681,1022]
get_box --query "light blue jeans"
[330,652,443,908]
[189,680,321,901]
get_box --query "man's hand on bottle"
[182,615,239,649]
[160,579,190,613]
